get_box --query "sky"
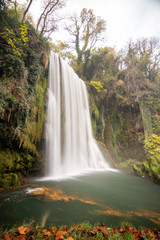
[18,0,160,51]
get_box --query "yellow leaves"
[144,134,160,165]
[1,24,28,56]
[19,24,28,46]
[90,81,103,92]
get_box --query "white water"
[45,52,111,178]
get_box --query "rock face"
[41,52,49,69]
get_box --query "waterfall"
[45,52,110,178]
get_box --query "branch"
[22,0,33,23]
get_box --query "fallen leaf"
[149,231,156,238]
[17,235,26,240]
[44,231,52,237]
[90,227,97,235]
[133,231,140,239]
[77,227,82,231]
[51,227,57,233]
[101,227,108,237]
[65,237,74,240]
[118,226,125,233]
[55,231,67,240]
[73,224,78,229]
[4,234,11,240]
[67,228,75,234]
[18,226,28,235]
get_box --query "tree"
[36,0,64,37]
[22,0,33,23]
[64,8,106,64]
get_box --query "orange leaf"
[18,226,28,235]
[133,232,140,239]
[55,231,67,240]
[73,224,78,229]
[77,227,82,231]
[4,234,11,240]
[44,231,52,237]
[65,237,74,240]
[51,227,57,233]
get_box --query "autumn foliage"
[0,223,160,240]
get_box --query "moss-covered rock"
[0,149,38,176]
[132,164,143,176]
[0,173,20,188]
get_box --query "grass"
[0,221,159,239]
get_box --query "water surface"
[0,170,160,228]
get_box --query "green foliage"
[133,134,160,184]
[0,90,18,118]
[132,164,143,176]
[0,4,49,179]
[3,54,25,78]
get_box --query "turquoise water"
[0,170,160,228]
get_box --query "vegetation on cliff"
[0,1,49,187]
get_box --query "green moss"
[132,164,143,176]
[142,161,150,172]
[0,149,37,176]
[19,76,47,155]
[0,173,20,188]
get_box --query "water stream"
[45,52,111,178]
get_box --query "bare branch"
[22,0,33,23]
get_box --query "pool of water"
[0,170,160,228]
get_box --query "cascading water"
[45,52,110,178]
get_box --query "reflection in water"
[27,187,98,205]
[28,186,160,225]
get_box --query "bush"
[144,134,160,164]
[4,54,25,78]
